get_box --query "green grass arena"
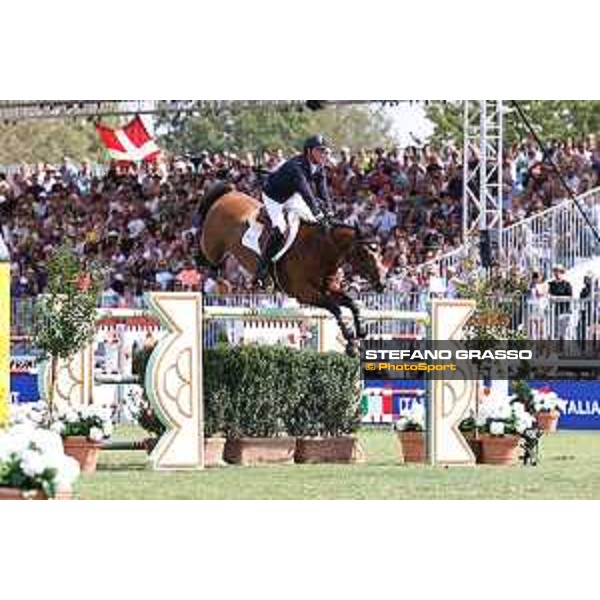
[77,427,600,500]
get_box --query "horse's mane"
[305,219,355,233]
[330,221,379,244]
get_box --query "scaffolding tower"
[462,100,504,262]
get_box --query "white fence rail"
[11,290,600,355]
[502,187,600,278]
[424,186,600,279]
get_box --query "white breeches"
[0,230,9,260]
[262,193,318,234]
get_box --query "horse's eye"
[369,244,378,252]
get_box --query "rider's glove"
[315,211,331,233]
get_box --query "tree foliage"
[0,120,104,164]
[33,245,102,362]
[158,104,395,156]
[33,246,103,414]
[425,100,600,146]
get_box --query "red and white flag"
[95,115,161,163]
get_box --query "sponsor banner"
[10,355,39,404]
[362,379,600,430]
[10,356,38,373]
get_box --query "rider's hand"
[315,212,331,233]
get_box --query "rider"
[254,134,333,285]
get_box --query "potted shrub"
[219,346,299,466]
[476,394,536,465]
[51,405,113,474]
[32,245,102,419]
[0,424,80,500]
[531,386,566,433]
[395,402,426,464]
[289,352,364,464]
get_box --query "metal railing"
[508,291,600,342]
[0,163,107,177]
[11,290,600,351]
[10,292,430,353]
[502,187,600,278]
[423,186,600,278]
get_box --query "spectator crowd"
[1,134,599,307]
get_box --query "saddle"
[255,208,285,257]
[241,206,300,262]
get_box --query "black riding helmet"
[303,135,329,152]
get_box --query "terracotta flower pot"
[479,434,519,466]
[63,436,102,474]
[0,486,47,500]
[536,410,560,433]
[224,437,296,466]
[295,436,365,464]
[203,437,226,467]
[396,431,426,464]
[0,486,72,500]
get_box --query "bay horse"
[196,182,387,355]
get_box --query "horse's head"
[346,226,387,293]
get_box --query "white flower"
[8,401,49,428]
[20,449,46,477]
[512,402,526,416]
[412,402,425,422]
[489,421,505,436]
[102,422,114,438]
[395,417,410,431]
[396,401,425,430]
[54,456,80,491]
[0,425,81,496]
[88,427,104,443]
[50,421,65,435]
[31,429,64,455]
[515,412,535,434]
[65,409,79,424]
[0,435,14,463]
[531,388,566,413]
[495,402,512,420]
[5,425,35,454]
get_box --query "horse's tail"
[195,180,235,269]
[196,180,235,223]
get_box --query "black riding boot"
[254,229,283,286]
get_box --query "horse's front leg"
[335,293,367,339]
[314,294,357,357]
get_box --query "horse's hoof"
[253,277,271,290]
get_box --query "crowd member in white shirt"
[371,200,397,242]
